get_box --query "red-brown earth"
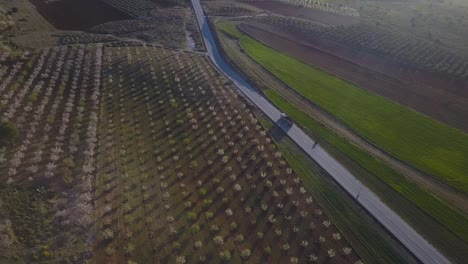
[239,23,468,132]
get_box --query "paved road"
[190,0,451,263]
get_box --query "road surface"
[189,0,451,263]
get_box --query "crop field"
[101,0,160,18]
[90,8,204,51]
[320,23,468,80]
[0,42,361,263]
[210,20,468,259]
[0,7,14,31]
[0,44,103,261]
[250,14,468,83]
[356,0,468,56]
[56,33,120,46]
[238,22,468,132]
[201,1,258,17]
[93,44,361,263]
[217,21,468,196]
[244,1,359,25]
[0,6,15,52]
[2,0,467,263]
[257,117,419,264]
[263,90,468,249]
[242,0,359,17]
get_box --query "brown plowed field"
[240,23,468,132]
[245,1,359,25]
[29,0,131,30]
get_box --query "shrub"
[191,224,200,234]
[205,211,214,219]
[172,242,181,250]
[308,254,318,262]
[233,183,242,192]
[332,233,341,240]
[213,236,224,246]
[103,228,114,240]
[342,247,352,256]
[105,245,115,256]
[175,256,186,264]
[187,211,197,221]
[194,240,203,249]
[229,222,237,231]
[210,224,219,232]
[202,199,212,208]
[199,188,207,196]
[257,232,264,239]
[225,208,233,216]
[0,122,18,147]
[219,250,231,261]
[125,243,135,255]
[234,234,244,244]
[240,249,251,260]
[29,93,38,102]
[282,243,290,253]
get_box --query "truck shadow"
[269,119,293,141]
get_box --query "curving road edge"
[189,0,451,263]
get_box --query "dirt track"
[240,23,468,132]
[245,1,359,25]
[29,0,131,30]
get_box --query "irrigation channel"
[189,0,451,263]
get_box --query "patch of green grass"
[217,21,468,194]
[257,116,417,264]
[264,89,468,244]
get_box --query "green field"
[264,89,468,245]
[217,21,468,194]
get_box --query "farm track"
[190,0,452,263]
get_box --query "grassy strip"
[217,21,468,194]
[257,116,417,264]
[265,89,468,245]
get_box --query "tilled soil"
[240,23,468,132]
[29,0,131,30]
[245,1,359,26]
